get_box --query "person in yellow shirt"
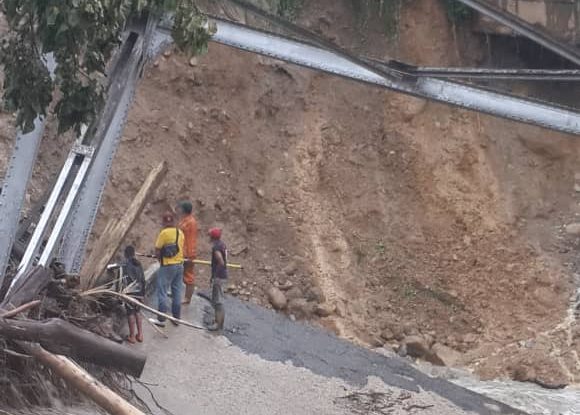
[151,212,184,327]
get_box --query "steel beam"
[59,19,156,273]
[38,154,92,267]
[154,18,580,135]
[13,149,76,276]
[0,55,56,286]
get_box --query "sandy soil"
[1,0,580,386]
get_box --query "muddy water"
[453,377,580,415]
[421,282,580,415]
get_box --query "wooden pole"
[19,342,145,415]
[81,161,168,289]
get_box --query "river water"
[419,282,580,415]
[454,377,580,415]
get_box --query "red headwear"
[208,227,222,239]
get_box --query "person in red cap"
[151,212,184,327]
[208,227,227,331]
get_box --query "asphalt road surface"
[132,293,525,415]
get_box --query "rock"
[285,286,303,300]
[566,223,580,235]
[256,188,265,198]
[575,184,580,193]
[163,49,172,58]
[305,286,325,303]
[403,322,419,336]
[380,328,395,341]
[430,343,461,367]
[277,281,294,291]
[403,336,430,359]
[510,364,535,383]
[287,298,315,320]
[188,57,198,67]
[315,303,334,317]
[335,301,347,318]
[283,261,298,276]
[462,333,478,344]
[266,286,287,311]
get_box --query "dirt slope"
[2,0,579,384]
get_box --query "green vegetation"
[351,0,401,38]
[275,0,303,19]
[0,0,211,135]
[444,0,473,22]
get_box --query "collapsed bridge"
[1,0,580,295]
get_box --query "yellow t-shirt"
[155,227,185,265]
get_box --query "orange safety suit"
[179,214,198,286]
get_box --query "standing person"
[122,245,145,344]
[151,212,184,327]
[177,200,198,305]
[208,227,228,332]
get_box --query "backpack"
[160,227,180,259]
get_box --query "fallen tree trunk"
[81,161,168,289]
[0,317,146,377]
[19,342,145,415]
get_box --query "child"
[122,245,146,343]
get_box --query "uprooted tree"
[0,0,212,135]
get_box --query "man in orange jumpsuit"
[177,200,198,304]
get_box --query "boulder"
[565,223,580,235]
[462,333,478,344]
[283,261,299,276]
[335,300,347,318]
[285,286,304,301]
[403,336,430,359]
[315,303,334,317]
[266,286,287,311]
[430,343,462,367]
[287,298,315,320]
[305,286,325,303]
[380,328,395,341]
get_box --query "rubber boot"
[182,284,195,305]
[208,305,225,332]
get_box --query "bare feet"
[127,336,136,344]
[136,333,143,343]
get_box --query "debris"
[565,223,580,235]
[285,286,303,300]
[283,260,298,276]
[305,286,325,303]
[287,298,314,319]
[315,303,334,317]
[430,343,462,367]
[380,328,395,341]
[403,335,430,359]
[267,286,287,310]
[81,161,167,289]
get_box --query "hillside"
[2,0,579,387]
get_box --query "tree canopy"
[0,1,211,135]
